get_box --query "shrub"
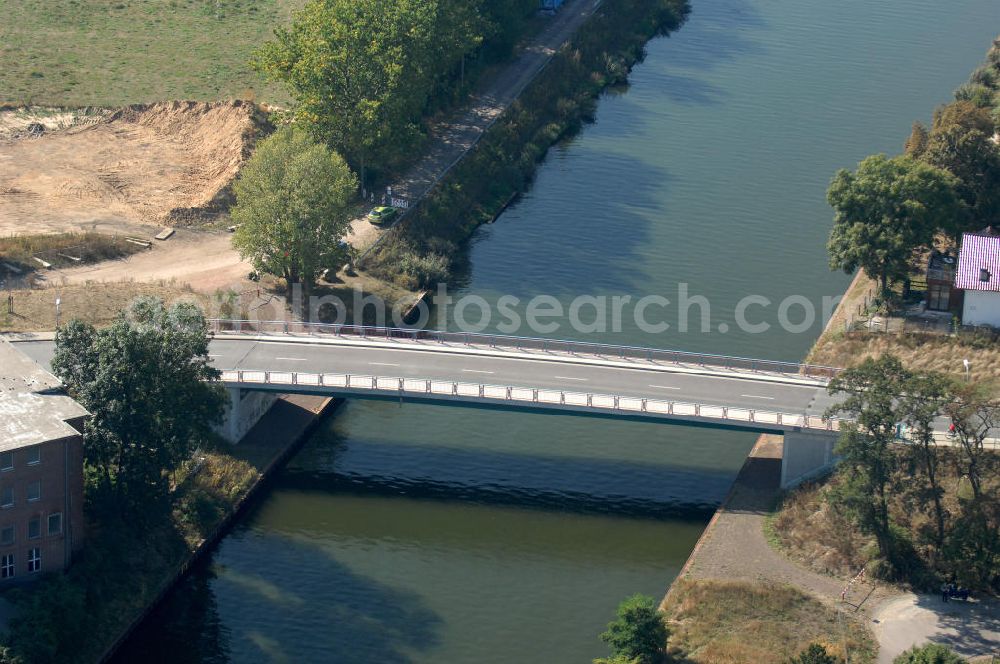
[892,643,964,664]
[789,643,838,664]
[399,251,450,288]
[599,594,667,664]
[954,83,995,108]
[969,65,998,89]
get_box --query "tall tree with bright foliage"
[254,0,484,184]
[230,126,357,298]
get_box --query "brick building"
[0,339,86,583]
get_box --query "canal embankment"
[4,5,698,658]
[655,276,889,661]
[659,434,884,661]
[73,1,691,638]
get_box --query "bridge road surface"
[13,337,840,426]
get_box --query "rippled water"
[115,1,999,662]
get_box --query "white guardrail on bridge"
[220,369,843,433]
[208,319,843,381]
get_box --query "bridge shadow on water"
[282,437,736,521]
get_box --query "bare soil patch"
[0,101,258,235]
[46,230,251,294]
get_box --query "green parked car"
[367,206,398,225]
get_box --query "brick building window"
[1,487,12,508]
[26,447,40,465]
[27,548,40,573]
[26,482,40,502]
[1,554,13,578]
[27,517,40,540]
[0,452,11,471]
[0,526,12,546]
[48,513,62,536]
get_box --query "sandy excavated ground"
[42,229,249,293]
[0,101,255,235]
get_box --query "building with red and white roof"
[956,229,1000,326]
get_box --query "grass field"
[664,579,876,663]
[0,0,307,106]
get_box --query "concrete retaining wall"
[780,429,838,488]
[216,388,279,443]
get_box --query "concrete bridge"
[12,320,847,488]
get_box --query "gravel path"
[669,435,863,606]
[872,594,1000,663]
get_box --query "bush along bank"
[365,0,690,291]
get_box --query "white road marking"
[462,369,495,374]
[555,376,588,381]
[741,394,775,400]
[648,384,680,390]
[276,357,307,361]
[369,362,400,367]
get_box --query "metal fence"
[208,318,842,380]
[909,431,1000,450]
[844,315,953,335]
[220,369,842,432]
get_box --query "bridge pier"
[780,429,839,489]
[217,388,279,443]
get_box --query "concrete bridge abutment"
[780,429,839,489]
[217,387,280,443]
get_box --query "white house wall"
[962,289,1000,327]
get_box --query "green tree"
[899,371,954,550]
[943,383,1000,503]
[599,594,667,664]
[480,0,537,60]
[923,124,1000,238]
[253,0,484,185]
[51,298,224,514]
[826,155,961,298]
[230,126,357,299]
[954,82,995,108]
[5,574,86,664]
[825,355,910,570]
[788,643,837,664]
[892,643,964,664]
[942,383,1000,589]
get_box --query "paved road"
[14,336,837,424]
[347,0,606,253]
[873,594,1000,662]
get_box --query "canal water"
[115,1,999,661]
